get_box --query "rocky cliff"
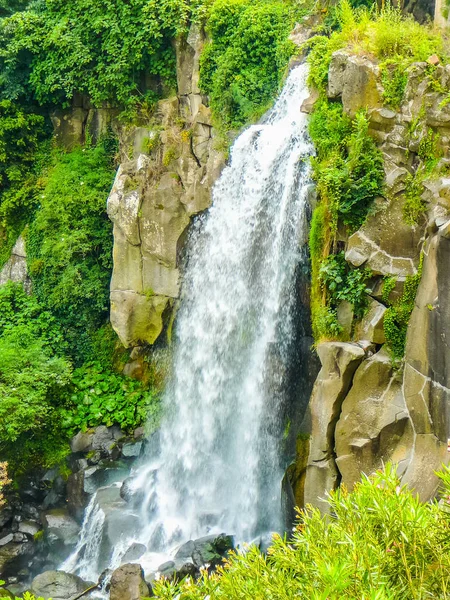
[107,24,224,349]
[302,52,450,509]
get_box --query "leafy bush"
[59,361,161,436]
[0,0,190,107]
[307,1,445,96]
[319,252,370,319]
[199,0,302,129]
[0,100,49,266]
[380,59,408,108]
[154,464,450,599]
[26,141,115,364]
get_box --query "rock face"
[0,235,31,292]
[303,52,450,512]
[110,563,150,600]
[304,342,366,511]
[107,23,225,347]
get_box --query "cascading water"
[64,61,313,578]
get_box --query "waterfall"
[140,62,313,544]
[61,493,106,581]
[64,62,313,578]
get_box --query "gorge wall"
[301,52,450,510]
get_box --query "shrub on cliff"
[154,465,450,599]
[26,140,115,364]
[200,0,303,129]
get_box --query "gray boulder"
[42,509,80,546]
[121,543,147,564]
[31,570,93,600]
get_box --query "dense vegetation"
[307,1,446,347]
[154,465,450,599]
[0,0,309,477]
[199,0,302,129]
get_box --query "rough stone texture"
[108,23,225,347]
[401,227,450,499]
[335,348,414,490]
[31,570,91,600]
[110,563,150,600]
[328,51,383,118]
[354,298,386,344]
[345,197,422,277]
[304,343,366,511]
[0,236,31,292]
[304,50,450,511]
[42,509,80,547]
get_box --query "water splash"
[64,62,313,578]
[61,493,105,581]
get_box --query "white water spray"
[65,62,313,577]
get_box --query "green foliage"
[199,0,302,130]
[0,0,191,107]
[384,259,422,361]
[306,1,445,96]
[59,361,161,435]
[0,100,49,267]
[310,103,383,232]
[308,101,382,343]
[0,283,72,447]
[0,282,159,474]
[403,173,427,226]
[26,141,115,364]
[380,59,408,108]
[319,252,370,319]
[381,275,396,304]
[154,464,450,599]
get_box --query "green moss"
[381,276,397,304]
[384,257,423,361]
[380,59,408,108]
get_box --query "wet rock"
[120,478,144,506]
[121,543,146,564]
[191,533,234,569]
[92,426,124,455]
[345,196,422,277]
[83,462,129,495]
[42,509,80,546]
[174,540,195,561]
[110,564,150,600]
[0,540,34,576]
[121,441,143,458]
[0,508,12,530]
[31,570,93,600]
[328,50,382,117]
[17,520,40,536]
[354,298,386,344]
[335,347,414,489]
[67,471,88,520]
[157,560,176,579]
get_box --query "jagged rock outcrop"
[304,342,366,511]
[303,52,450,511]
[107,24,225,347]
